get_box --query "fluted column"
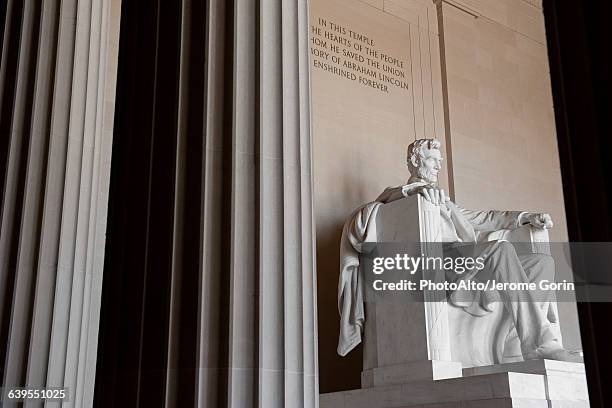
[92,0,319,407]
[207,0,319,406]
[195,0,319,405]
[0,0,121,406]
[2,0,318,406]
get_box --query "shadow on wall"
[317,222,362,393]
[315,158,397,393]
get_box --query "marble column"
[92,0,319,407]
[197,0,319,406]
[2,0,318,406]
[0,0,121,406]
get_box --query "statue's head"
[406,138,443,184]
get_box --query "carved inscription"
[310,18,410,93]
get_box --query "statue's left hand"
[416,186,449,206]
[520,213,554,229]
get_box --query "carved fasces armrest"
[482,225,550,255]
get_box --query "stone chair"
[361,194,562,387]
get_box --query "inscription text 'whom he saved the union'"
[310,17,410,94]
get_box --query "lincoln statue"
[337,138,582,363]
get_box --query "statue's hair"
[406,138,441,174]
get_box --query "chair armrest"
[482,225,550,255]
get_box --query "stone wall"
[442,0,567,242]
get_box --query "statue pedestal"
[321,360,589,408]
[361,360,462,388]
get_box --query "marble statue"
[337,138,582,363]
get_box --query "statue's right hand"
[416,186,448,206]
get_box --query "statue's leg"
[476,241,556,354]
[518,253,555,315]
[476,242,581,362]
[518,253,563,346]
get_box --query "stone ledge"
[463,359,585,377]
[401,397,549,408]
[321,372,546,408]
[362,360,463,388]
[463,360,589,402]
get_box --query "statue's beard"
[417,167,438,184]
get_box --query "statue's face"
[416,148,443,184]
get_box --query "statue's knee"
[533,254,555,278]
[534,254,554,268]
[494,240,517,257]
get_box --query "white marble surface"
[362,360,463,388]
[321,372,548,408]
